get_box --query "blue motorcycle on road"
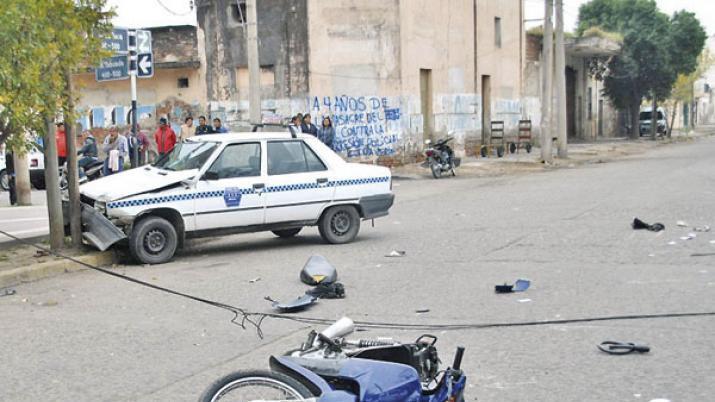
[199,317,466,402]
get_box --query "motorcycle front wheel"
[199,370,316,402]
[430,162,442,179]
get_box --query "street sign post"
[95,55,129,81]
[137,53,153,78]
[101,28,129,54]
[136,30,152,54]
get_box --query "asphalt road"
[0,190,48,246]
[1,137,714,401]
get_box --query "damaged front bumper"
[63,201,126,251]
[359,193,395,219]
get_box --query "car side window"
[207,143,261,179]
[268,141,326,175]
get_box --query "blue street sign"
[101,28,129,54]
[95,56,129,81]
[137,53,153,78]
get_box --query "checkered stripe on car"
[107,176,390,209]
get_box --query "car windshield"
[153,142,218,171]
[640,111,664,121]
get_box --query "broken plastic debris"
[495,279,531,293]
[248,277,261,283]
[710,240,715,244]
[668,241,677,245]
[385,250,406,257]
[676,220,688,227]
[415,308,430,313]
[517,298,532,303]
[265,294,317,313]
[0,288,16,297]
[300,255,338,285]
[305,282,345,299]
[694,225,711,232]
[680,233,696,241]
[632,218,665,232]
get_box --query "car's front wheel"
[129,216,178,264]
[272,228,301,238]
[319,205,360,244]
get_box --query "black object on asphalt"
[632,218,665,232]
[305,282,345,299]
[597,341,650,355]
[0,288,16,297]
[495,279,531,293]
[300,255,338,285]
[265,294,317,313]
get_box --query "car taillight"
[425,150,434,157]
[31,159,38,167]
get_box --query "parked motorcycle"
[59,158,104,190]
[421,137,460,179]
[199,317,466,402]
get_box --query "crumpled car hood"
[80,166,198,202]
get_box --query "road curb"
[0,251,118,288]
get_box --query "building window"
[494,17,502,48]
[587,87,593,120]
[178,77,189,88]
[231,1,247,24]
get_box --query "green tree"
[0,0,112,248]
[577,0,706,138]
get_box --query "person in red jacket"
[55,122,68,165]
[154,117,177,159]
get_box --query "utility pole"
[541,0,554,163]
[246,0,261,126]
[64,68,82,248]
[554,0,567,158]
[128,30,139,167]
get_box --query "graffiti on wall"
[308,95,401,157]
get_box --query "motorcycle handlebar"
[452,346,465,370]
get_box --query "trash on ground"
[710,240,715,244]
[676,220,688,227]
[265,295,317,313]
[305,282,345,299]
[0,288,16,297]
[517,298,532,303]
[691,253,715,257]
[495,279,531,293]
[248,277,261,283]
[385,250,406,257]
[300,255,338,285]
[34,250,50,258]
[597,340,650,355]
[415,308,430,313]
[680,233,696,241]
[668,241,677,245]
[694,225,711,232]
[632,218,665,232]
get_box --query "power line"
[155,0,194,16]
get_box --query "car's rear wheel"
[319,205,360,244]
[0,170,9,191]
[272,228,301,238]
[129,216,178,265]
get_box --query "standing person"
[195,115,213,135]
[301,113,318,137]
[55,122,68,166]
[212,117,228,133]
[154,117,177,159]
[102,126,128,176]
[288,115,303,136]
[318,116,335,149]
[5,149,16,206]
[134,124,150,165]
[180,116,196,141]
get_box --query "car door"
[193,142,265,231]
[264,139,335,224]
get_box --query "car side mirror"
[202,171,219,181]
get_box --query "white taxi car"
[75,132,395,264]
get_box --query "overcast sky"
[108,0,714,36]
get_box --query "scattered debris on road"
[598,340,650,355]
[495,279,531,293]
[694,225,711,232]
[632,218,665,232]
[385,250,406,257]
[677,220,688,227]
[265,295,317,313]
[0,287,16,297]
[248,277,261,283]
[300,255,338,285]
[680,233,697,241]
[305,282,345,299]
[668,241,677,245]
[517,298,532,303]
[415,308,430,313]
